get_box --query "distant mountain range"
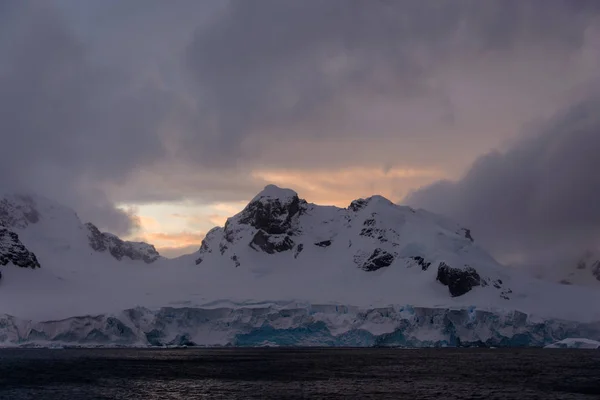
[0,186,599,347]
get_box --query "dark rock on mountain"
[437,262,481,297]
[411,256,431,271]
[314,240,332,247]
[294,243,304,259]
[85,223,160,264]
[237,191,306,235]
[249,230,295,254]
[358,214,399,245]
[0,228,40,269]
[348,198,368,212]
[460,228,474,242]
[361,249,395,271]
[593,261,600,282]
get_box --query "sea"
[0,348,599,399]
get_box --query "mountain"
[85,223,160,264]
[564,251,600,285]
[0,194,160,268]
[519,250,600,287]
[1,186,600,347]
[195,185,511,299]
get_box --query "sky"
[1,0,599,261]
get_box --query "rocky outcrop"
[249,230,295,254]
[360,249,395,271]
[85,223,160,264]
[436,262,481,297]
[460,228,474,242]
[223,186,307,256]
[593,261,600,282]
[237,186,306,235]
[411,256,431,271]
[294,244,304,259]
[348,198,368,212]
[0,228,40,269]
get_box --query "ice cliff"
[1,303,599,348]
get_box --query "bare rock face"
[249,230,295,254]
[0,228,40,269]
[593,261,600,282]
[235,186,306,256]
[237,187,305,235]
[85,223,160,264]
[194,186,308,262]
[460,228,474,242]
[348,198,369,212]
[411,256,431,271]
[360,248,395,271]
[436,262,481,297]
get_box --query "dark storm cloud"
[2,0,600,243]
[405,93,600,263]
[184,0,599,165]
[0,1,175,234]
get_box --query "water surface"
[0,348,599,399]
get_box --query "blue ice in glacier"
[1,304,599,348]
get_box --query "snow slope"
[545,338,600,349]
[0,194,160,265]
[527,251,600,287]
[1,186,600,347]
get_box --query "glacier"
[2,187,600,348]
[2,303,599,348]
[545,338,600,349]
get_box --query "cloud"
[80,0,596,240]
[142,231,206,245]
[183,0,600,174]
[3,0,600,247]
[0,1,181,234]
[405,93,600,265]
[252,166,444,206]
[158,244,205,259]
[136,231,205,258]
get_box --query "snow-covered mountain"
[0,194,160,268]
[560,251,600,285]
[1,186,600,347]
[519,250,600,287]
[85,223,160,264]
[195,185,511,299]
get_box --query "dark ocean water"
[0,348,599,399]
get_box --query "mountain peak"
[251,185,298,203]
[348,195,395,212]
[85,223,161,264]
[194,185,508,299]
